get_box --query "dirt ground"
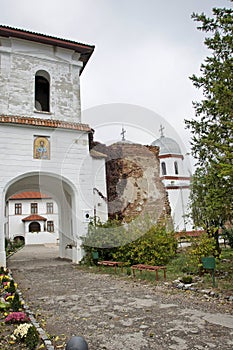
[7,245,233,350]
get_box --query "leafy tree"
[185,4,233,246]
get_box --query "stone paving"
[7,245,233,350]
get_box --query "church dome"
[151,136,182,155]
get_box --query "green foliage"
[223,228,233,248]
[0,301,11,310]
[188,234,218,271]
[82,217,177,266]
[6,279,16,294]
[181,275,193,284]
[185,5,233,235]
[82,218,127,264]
[112,222,177,266]
[24,325,39,350]
[11,292,22,312]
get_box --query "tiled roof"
[90,149,107,158]
[10,192,51,200]
[22,214,47,222]
[0,25,95,74]
[0,115,91,132]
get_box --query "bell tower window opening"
[161,162,167,175]
[35,70,50,112]
[174,161,179,175]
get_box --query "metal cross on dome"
[121,126,126,141]
[159,124,165,138]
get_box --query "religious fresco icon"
[33,136,50,159]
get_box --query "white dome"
[151,136,182,155]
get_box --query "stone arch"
[4,171,78,260]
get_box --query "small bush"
[25,325,39,350]
[181,275,193,284]
[224,229,233,248]
[6,279,16,293]
[188,233,218,273]
[11,292,22,312]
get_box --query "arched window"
[35,70,50,112]
[29,221,41,232]
[174,161,179,175]
[161,162,167,175]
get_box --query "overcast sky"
[1,0,232,161]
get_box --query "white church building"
[0,25,108,266]
[151,130,192,233]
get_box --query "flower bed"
[0,266,44,349]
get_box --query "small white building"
[6,191,59,245]
[151,133,193,232]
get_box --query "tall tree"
[185,4,233,240]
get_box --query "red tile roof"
[0,115,91,131]
[0,25,95,74]
[22,214,47,222]
[10,192,51,200]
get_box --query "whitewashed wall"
[0,37,82,122]
[0,123,107,265]
[7,198,59,244]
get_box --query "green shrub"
[113,221,177,266]
[224,229,233,248]
[181,275,193,284]
[6,279,16,293]
[24,325,39,350]
[11,292,22,312]
[82,218,127,264]
[82,217,177,267]
[188,233,218,273]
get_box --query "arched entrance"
[29,222,41,232]
[4,171,79,262]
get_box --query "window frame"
[46,202,54,214]
[31,203,38,214]
[15,203,22,215]
[161,161,167,175]
[47,220,54,232]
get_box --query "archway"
[4,171,78,260]
[29,222,41,232]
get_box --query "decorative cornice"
[165,185,190,190]
[161,175,191,181]
[159,154,184,160]
[0,115,91,132]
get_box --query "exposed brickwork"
[91,141,171,223]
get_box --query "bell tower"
[0,25,94,122]
[0,26,107,266]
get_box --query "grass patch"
[78,246,233,293]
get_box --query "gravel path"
[7,245,233,350]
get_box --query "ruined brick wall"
[92,141,171,224]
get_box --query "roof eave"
[0,25,95,74]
